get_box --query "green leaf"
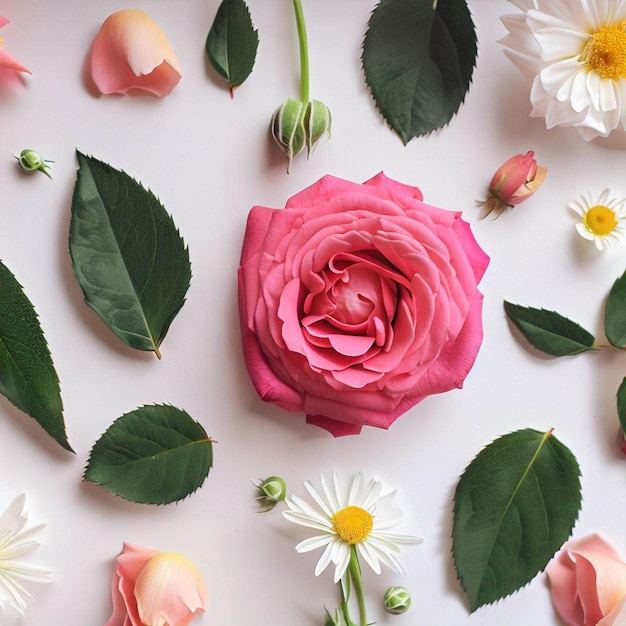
[69,152,191,358]
[618,378,626,432]
[0,261,72,451]
[84,404,213,504]
[205,0,259,96]
[604,269,626,348]
[362,0,477,144]
[452,428,582,612]
[504,301,595,356]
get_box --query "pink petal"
[363,171,424,201]
[90,10,182,96]
[104,573,130,626]
[134,553,208,626]
[0,48,30,74]
[306,414,363,436]
[598,596,626,626]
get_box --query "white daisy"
[0,495,52,616]
[569,188,626,250]
[500,0,626,140]
[283,472,422,583]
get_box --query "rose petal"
[0,48,30,74]
[134,553,208,626]
[90,10,182,96]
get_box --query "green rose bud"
[383,586,411,615]
[255,476,287,512]
[14,149,53,179]
[271,98,306,172]
[304,99,331,156]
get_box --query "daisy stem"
[348,546,367,626]
[292,0,310,104]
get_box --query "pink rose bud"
[481,151,547,218]
[619,426,626,455]
[547,533,626,626]
[105,543,208,626]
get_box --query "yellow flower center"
[583,205,618,236]
[331,506,373,545]
[582,22,626,80]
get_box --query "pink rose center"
[301,251,402,364]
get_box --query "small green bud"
[14,149,53,179]
[383,586,411,615]
[271,98,306,173]
[255,476,287,512]
[304,99,332,156]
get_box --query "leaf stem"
[348,546,367,626]
[292,0,310,104]
[154,345,162,360]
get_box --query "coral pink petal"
[90,9,182,96]
[0,15,9,28]
[572,553,604,625]
[134,553,208,626]
[547,552,585,626]
[104,573,130,626]
[598,596,626,626]
[0,48,30,73]
[574,549,626,617]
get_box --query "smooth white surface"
[0,1,625,625]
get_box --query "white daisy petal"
[357,542,381,575]
[0,496,50,617]
[282,510,333,533]
[304,481,333,518]
[576,223,596,240]
[333,544,351,583]
[295,534,334,553]
[314,540,337,577]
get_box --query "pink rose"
[238,173,489,436]
[547,533,626,626]
[105,543,208,626]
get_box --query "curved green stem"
[292,0,310,103]
[348,546,367,626]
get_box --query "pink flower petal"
[90,10,182,96]
[134,553,208,626]
[0,48,30,74]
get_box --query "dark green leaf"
[362,0,477,144]
[604,269,626,348]
[205,0,258,95]
[84,404,213,504]
[504,301,595,356]
[618,378,626,432]
[453,428,581,612]
[0,261,72,451]
[69,152,191,358]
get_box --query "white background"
[0,1,625,625]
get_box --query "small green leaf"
[205,0,259,96]
[453,428,582,612]
[618,378,626,432]
[69,152,191,358]
[0,261,72,451]
[604,269,626,348]
[84,404,213,504]
[504,301,595,356]
[362,0,477,144]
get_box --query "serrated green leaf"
[362,0,477,144]
[205,0,258,95]
[84,404,213,504]
[0,261,72,451]
[618,378,626,431]
[453,428,581,612]
[504,301,595,356]
[69,152,191,358]
[604,269,626,348]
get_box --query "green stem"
[348,546,367,626]
[292,0,310,103]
